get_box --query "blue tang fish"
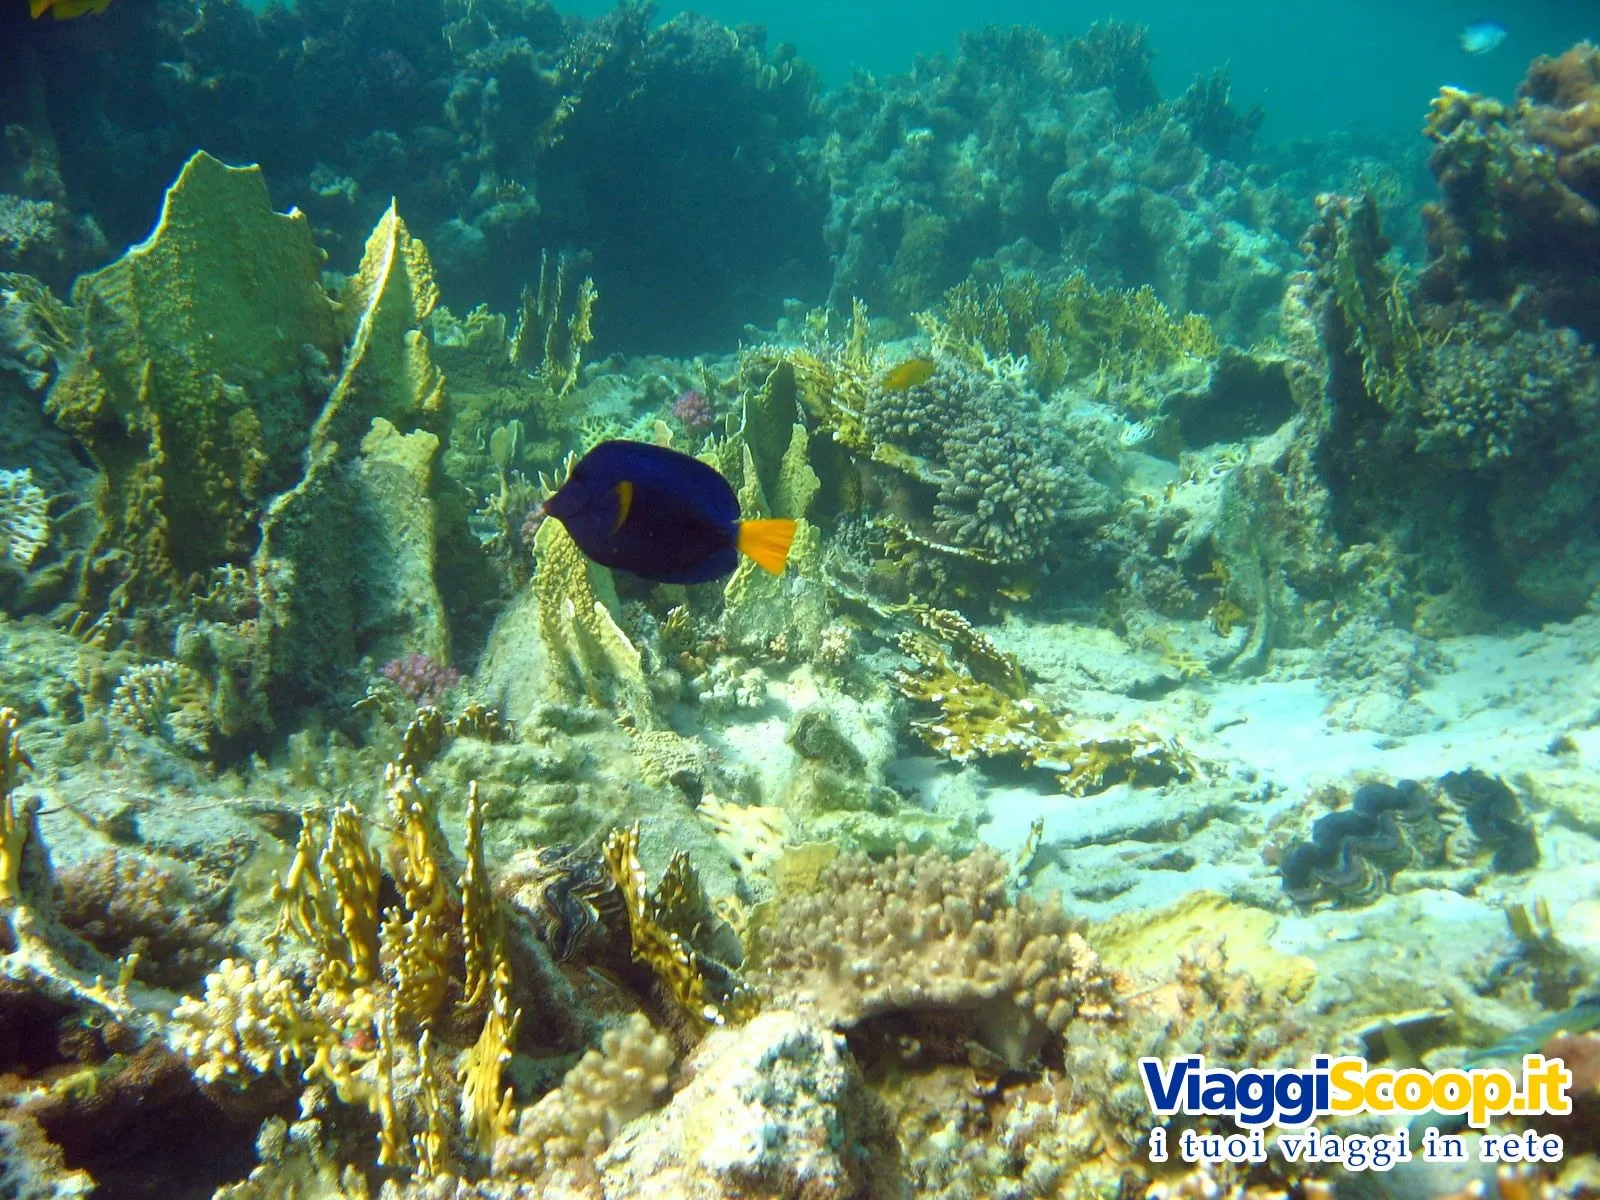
[541,440,798,584]
[1459,20,1507,54]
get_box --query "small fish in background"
[540,439,798,584]
[1459,19,1508,55]
[29,0,113,18]
[881,357,936,391]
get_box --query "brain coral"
[759,845,1118,1066]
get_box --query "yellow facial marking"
[611,480,634,533]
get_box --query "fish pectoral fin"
[610,480,634,534]
[29,0,52,17]
[737,518,798,575]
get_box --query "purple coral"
[379,653,461,705]
[672,388,714,434]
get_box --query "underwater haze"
[3,0,1600,1197]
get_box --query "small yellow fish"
[30,0,112,20]
[881,357,935,391]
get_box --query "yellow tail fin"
[736,518,798,575]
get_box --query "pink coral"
[379,653,461,704]
[672,388,714,433]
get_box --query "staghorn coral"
[490,1012,673,1178]
[758,845,1118,1066]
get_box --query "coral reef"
[1420,45,1600,342]
[3,0,827,352]
[818,23,1299,343]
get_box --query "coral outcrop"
[757,845,1118,1065]
[27,152,470,740]
[1421,45,1600,342]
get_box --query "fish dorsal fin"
[611,479,633,533]
[737,518,798,575]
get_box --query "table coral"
[757,845,1118,1066]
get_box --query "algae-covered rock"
[46,152,340,608]
[530,518,657,729]
[251,201,451,701]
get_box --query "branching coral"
[892,616,1198,796]
[168,759,580,1178]
[757,845,1119,1065]
[509,249,597,398]
[1413,316,1595,468]
[490,1012,673,1177]
[602,823,755,1027]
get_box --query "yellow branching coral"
[782,299,882,457]
[459,956,520,1154]
[893,627,1199,797]
[459,781,497,1011]
[271,803,383,989]
[511,249,597,397]
[386,764,455,919]
[172,757,542,1178]
[602,823,756,1026]
[1311,193,1426,416]
[917,270,1219,401]
[0,707,33,904]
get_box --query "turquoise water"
[565,0,1590,139]
[3,1,1600,1196]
